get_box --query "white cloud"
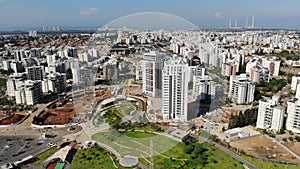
[214,12,222,18]
[80,8,98,16]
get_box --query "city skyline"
[1,0,300,31]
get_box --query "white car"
[47,142,56,147]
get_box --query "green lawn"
[144,141,244,169]
[92,131,244,169]
[92,131,178,157]
[32,147,58,166]
[120,131,157,138]
[71,145,136,169]
[243,155,300,169]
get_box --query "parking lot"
[0,135,42,165]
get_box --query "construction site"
[32,90,112,126]
[230,135,300,163]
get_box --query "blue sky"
[0,0,300,30]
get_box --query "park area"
[92,131,245,169]
[70,145,134,169]
[94,102,137,126]
[230,135,300,163]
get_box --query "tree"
[228,108,258,129]
[294,136,300,142]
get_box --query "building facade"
[286,98,300,133]
[162,58,189,121]
[142,51,165,97]
[228,74,255,104]
[256,96,285,132]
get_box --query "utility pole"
[150,139,154,169]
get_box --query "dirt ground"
[284,142,300,156]
[0,114,25,125]
[230,135,300,163]
[34,91,112,125]
[94,90,111,98]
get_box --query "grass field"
[243,155,300,169]
[70,145,136,169]
[141,142,244,169]
[31,147,58,166]
[92,131,244,169]
[120,131,157,138]
[92,131,178,157]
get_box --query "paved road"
[190,134,258,169]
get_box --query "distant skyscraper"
[162,57,189,121]
[28,30,37,37]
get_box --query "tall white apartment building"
[71,67,93,85]
[88,48,98,58]
[189,65,205,82]
[249,66,270,83]
[142,51,166,97]
[291,73,300,91]
[261,57,281,77]
[246,58,259,74]
[221,62,237,77]
[228,74,255,104]
[256,96,285,132]
[78,52,92,62]
[46,54,58,65]
[286,98,300,133]
[6,73,27,97]
[162,58,189,121]
[15,80,42,105]
[30,48,41,58]
[10,61,24,73]
[135,62,143,81]
[42,73,66,93]
[26,65,44,80]
[199,44,221,68]
[193,75,216,100]
[2,60,11,71]
[14,49,26,62]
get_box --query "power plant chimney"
[251,16,255,28]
